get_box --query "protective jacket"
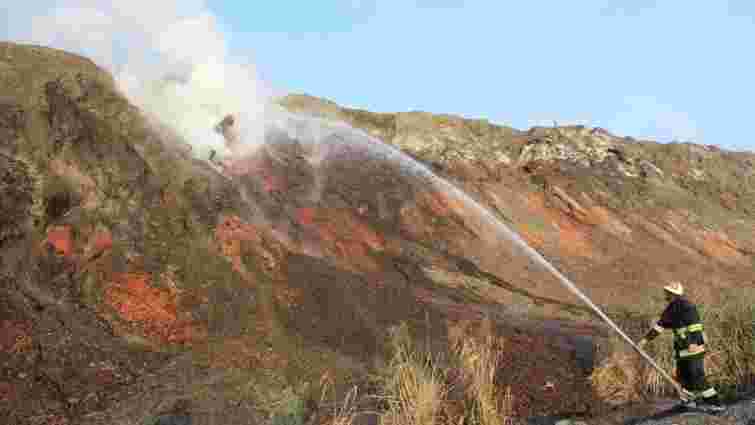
[644,296,706,359]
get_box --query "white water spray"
[263,111,690,400]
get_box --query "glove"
[637,338,648,348]
[680,388,695,401]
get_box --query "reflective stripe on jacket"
[645,296,706,359]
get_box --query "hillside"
[0,42,753,425]
[281,93,754,308]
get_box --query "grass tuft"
[377,322,448,425]
[343,318,519,425]
[449,318,514,425]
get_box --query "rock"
[516,127,627,172]
[548,186,589,222]
[689,167,706,181]
[638,159,664,178]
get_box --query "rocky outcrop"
[280,94,520,176]
[281,94,754,212]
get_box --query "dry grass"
[378,322,449,425]
[331,318,518,425]
[327,387,360,425]
[313,371,362,425]
[591,288,755,404]
[589,349,642,405]
[589,337,676,405]
[448,318,515,425]
[700,288,755,397]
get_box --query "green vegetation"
[271,387,308,425]
[343,108,397,140]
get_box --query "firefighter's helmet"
[663,281,684,296]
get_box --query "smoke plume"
[10,0,273,158]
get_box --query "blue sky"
[207,0,755,151]
[3,1,755,151]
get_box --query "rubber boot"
[700,396,725,414]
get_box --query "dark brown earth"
[0,42,753,424]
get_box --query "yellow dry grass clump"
[448,318,515,425]
[378,322,448,425]
[321,317,516,425]
[589,339,675,405]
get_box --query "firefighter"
[638,281,724,412]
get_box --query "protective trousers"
[677,357,719,404]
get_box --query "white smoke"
[11,0,273,158]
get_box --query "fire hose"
[510,240,693,401]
